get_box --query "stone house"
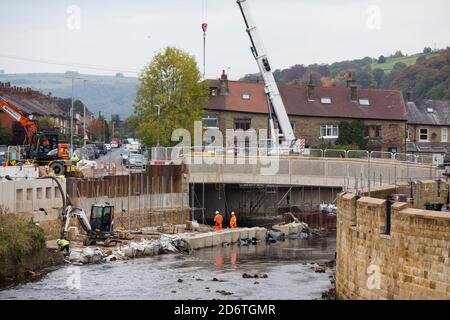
[203,71,408,153]
[406,93,450,163]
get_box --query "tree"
[423,47,432,54]
[36,116,58,132]
[416,55,427,64]
[354,70,377,88]
[335,120,368,150]
[134,47,209,147]
[0,122,12,145]
[393,50,404,58]
[372,68,385,87]
[378,55,387,64]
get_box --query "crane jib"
[236,0,297,147]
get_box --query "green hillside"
[370,52,440,73]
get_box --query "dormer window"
[427,107,434,113]
[242,94,251,100]
[321,97,332,104]
[359,99,370,106]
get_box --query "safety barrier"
[149,147,437,166]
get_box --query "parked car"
[111,138,121,148]
[125,153,145,168]
[105,144,112,152]
[74,147,95,160]
[86,144,100,159]
[95,142,108,156]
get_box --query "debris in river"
[216,290,234,296]
[243,273,268,279]
[66,235,192,265]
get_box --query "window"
[321,97,332,104]
[442,128,448,142]
[241,94,251,100]
[320,125,338,139]
[364,125,382,138]
[202,115,219,129]
[427,107,434,113]
[419,128,429,142]
[235,119,251,131]
[209,87,218,96]
[359,99,370,106]
[406,128,410,141]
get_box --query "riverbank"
[0,213,65,289]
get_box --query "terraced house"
[406,93,450,164]
[204,71,408,153]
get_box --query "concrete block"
[255,227,267,241]
[247,227,256,239]
[230,230,240,243]
[212,233,223,247]
[221,230,232,244]
[203,233,213,248]
[272,224,290,235]
[239,228,249,239]
[184,234,206,250]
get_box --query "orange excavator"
[0,96,73,175]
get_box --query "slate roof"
[407,100,450,126]
[206,80,407,121]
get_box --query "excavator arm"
[0,96,39,146]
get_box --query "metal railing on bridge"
[149,146,436,166]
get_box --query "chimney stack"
[346,72,356,88]
[307,74,315,101]
[350,84,358,102]
[219,69,229,95]
[407,88,414,102]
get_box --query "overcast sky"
[0,0,449,80]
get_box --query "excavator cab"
[84,204,118,247]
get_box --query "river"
[0,233,335,300]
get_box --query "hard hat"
[215,211,219,214]
[231,212,235,215]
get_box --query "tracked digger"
[39,176,119,247]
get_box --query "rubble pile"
[67,235,191,265]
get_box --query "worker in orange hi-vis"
[214,211,223,231]
[229,212,237,229]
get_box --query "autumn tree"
[0,122,12,145]
[134,47,209,147]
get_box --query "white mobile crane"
[236,0,299,152]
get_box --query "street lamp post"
[70,78,74,157]
[156,104,161,147]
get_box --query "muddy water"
[0,233,336,300]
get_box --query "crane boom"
[236,0,296,147]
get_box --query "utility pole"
[70,77,74,157]
[83,80,88,147]
[66,74,84,156]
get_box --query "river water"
[0,233,336,300]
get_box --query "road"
[96,147,124,167]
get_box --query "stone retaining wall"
[336,181,450,300]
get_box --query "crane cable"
[201,0,208,80]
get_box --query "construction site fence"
[149,147,436,166]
